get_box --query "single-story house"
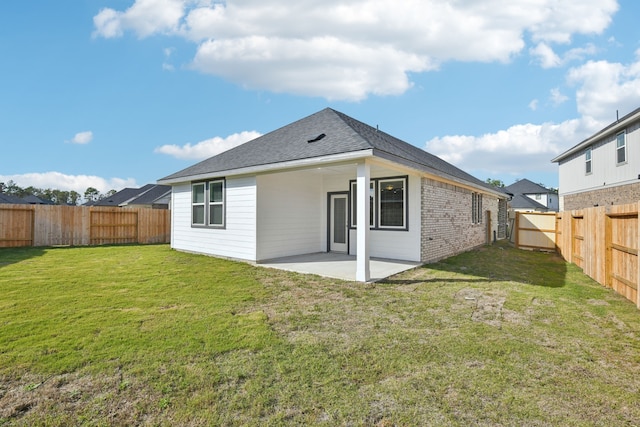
[158,108,508,281]
[86,184,171,209]
[0,193,28,204]
[0,193,54,205]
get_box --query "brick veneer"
[562,182,640,211]
[421,178,500,263]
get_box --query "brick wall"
[562,182,640,211]
[420,178,500,263]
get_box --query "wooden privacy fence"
[516,204,640,308]
[0,204,170,248]
[514,212,558,251]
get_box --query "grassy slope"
[0,243,639,426]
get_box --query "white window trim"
[378,177,407,230]
[349,176,408,231]
[350,181,375,228]
[191,179,226,228]
[585,147,592,175]
[191,182,206,226]
[208,179,225,227]
[616,131,627,165]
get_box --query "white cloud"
[530,42,598,69]
[69,131,93,145]
[528,99,539,111]
[550,88,569,106]
[530,42,562,68]
[424,53,640,180]
[0,172,137,195]
[93,0,619,100]
[191,36,431,100]
[425,119,598,177]
[568,55,640,123]
[155,131,262,160]
[93,0,185,39]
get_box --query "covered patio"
[258,252,422,282]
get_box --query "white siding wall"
[170,177,257,261]
[170,167,421,263]
[256,171,324,260]
[559,122,640,196]
[523,193,559,211]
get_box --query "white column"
[356,161,371,282]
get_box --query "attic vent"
[307,133,326,143]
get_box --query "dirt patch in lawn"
[0,372,162,426]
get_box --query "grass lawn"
[1,242,640,426]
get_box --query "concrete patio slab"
[258,252,422,282]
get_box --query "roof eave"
[552,108,640,163]
[158,149,375,185]
[372,149,507,198]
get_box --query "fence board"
[515,203,640,308]
[0,204,170,248]
[0,207,34,247]
[544,202,640,308]
[515,212,557,251]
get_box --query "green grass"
[1,242,640,426]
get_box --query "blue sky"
[2,0,639,196]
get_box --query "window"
[472,192,483,224]
[585,147,592,174]
[350,181,375,227]
[191,179,225,227]
[192,183,206,225]
[379,178,406,228]
[616,131,626,164]
[349,176,408,230]
[209,179,225,227]
[535,194,541,200]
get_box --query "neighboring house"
[158,108,508,282]
[504,179,558,212]
[0,194,54,205]
[125,185,171,209]
[86,184,171,209]
[552,107,640,211]
[0,193,28,204]
[21,195,55,205]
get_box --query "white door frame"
[328,192,349,253]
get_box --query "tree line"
[0,180,116,205]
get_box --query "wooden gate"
[90,209,139,245]
[571,213,584,269]
[514,212,557,251]
[606,210,638,304]
[0,207,34,247]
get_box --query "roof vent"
[307,133,326,143]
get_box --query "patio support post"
[356,161,371,282]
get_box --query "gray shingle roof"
[128,185,171,205]
[504,179,553,195]
[90,184,156,207]
[159,108,499,194]
[21,195,55,205]
[0,193,27,204]
[509,194,549,211]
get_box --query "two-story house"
[504,179,559,212]
[552,107,640,211]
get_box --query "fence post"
[605,209,612,289]
[514,212,520,248]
